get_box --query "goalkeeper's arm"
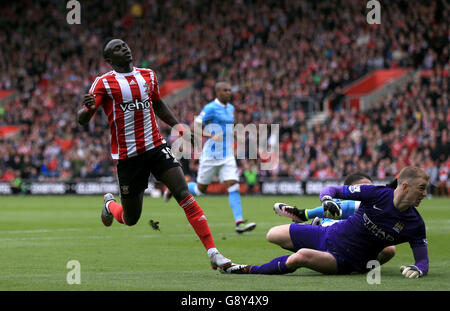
[400,245,429,278]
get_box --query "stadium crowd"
[0,0,448,195]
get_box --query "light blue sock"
[188,181,202,196]
[228,184,243,223]
[305,206,324,220]
[307,200,357,221]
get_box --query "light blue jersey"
[190,98,250,227]
[195,98,235,160]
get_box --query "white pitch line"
[0,235,113,242]
[0,228,88,234]
[0,233,208,242]
[425,219,450,224]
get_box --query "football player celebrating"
[222,166,429,278]
[77,38,232,271]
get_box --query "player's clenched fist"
[400,265,423,278]
[83,94,96,112]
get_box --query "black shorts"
[117,144,181,198]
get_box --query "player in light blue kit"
[222,166,429,278]
[164,82,256,234]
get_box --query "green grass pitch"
[0,195,449,291]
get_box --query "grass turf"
[0,195,449,291]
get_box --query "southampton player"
[77,38,232,271]
[222,166,429,278]
[164,82,256,234]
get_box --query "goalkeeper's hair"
[343,172,373,186]
[397,166,429,185]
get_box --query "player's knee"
[377,246,396,265]
[266,227,281,244]
[289,249,312,266]
[383,246,396,260]
[197,184,208,193]
[286,253,305,269]
[386,246,396,256]
[227,182,239,194]
[171,185,190,202]
[224,180,238,188]
[266,226,291,248]
[266,228,276,243]
[121,200,142,226]
[123,216,139,226]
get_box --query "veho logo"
[119,99,151,112]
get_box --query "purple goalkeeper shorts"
[289,223,358,274]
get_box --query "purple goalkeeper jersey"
[320,185,429,274]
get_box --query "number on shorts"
[162,147,178,164]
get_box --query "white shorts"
[197,156,239,185]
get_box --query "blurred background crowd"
[0,0,448,195]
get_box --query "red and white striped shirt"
[88,67,165,160]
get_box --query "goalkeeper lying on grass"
[221,166,429,278]
[272,172,396,265]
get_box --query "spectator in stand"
[243,160,259,194]
[10,170,24,194]
[436,163,449,196]
[0,0,447,196]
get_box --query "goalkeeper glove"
[321,195,342,219]
[400,265,423,278]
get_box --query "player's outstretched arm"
[401,244,429,278]
[77,94,97,126]
[319,185,378,203]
